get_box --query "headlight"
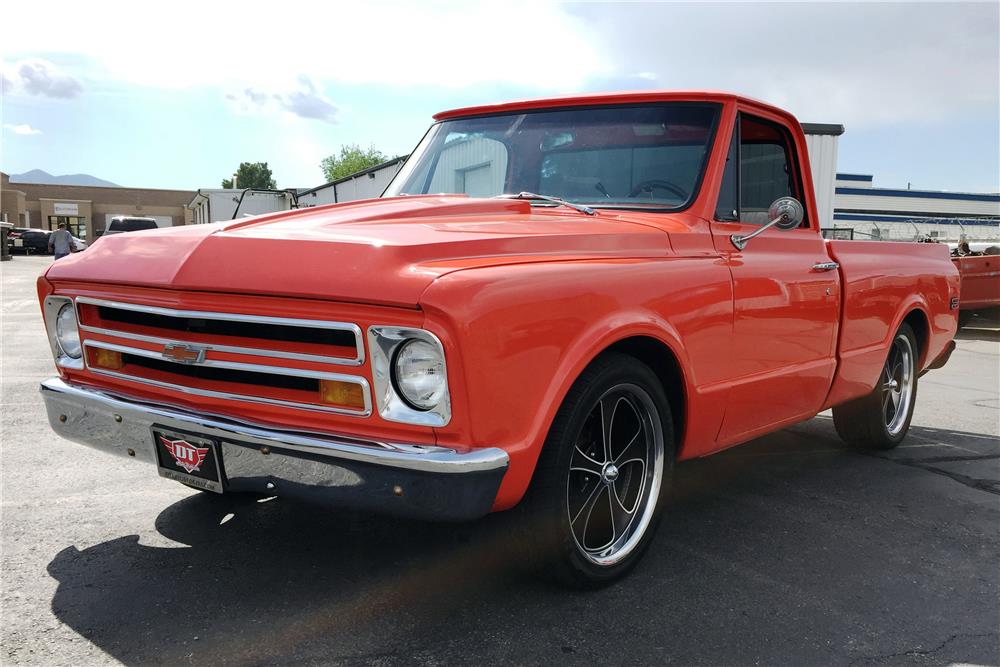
[393,339,446,410]
[55,302,82,358]
[367,326,451,426]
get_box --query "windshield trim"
[385,102,723,215]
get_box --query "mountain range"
[9,169,119,188]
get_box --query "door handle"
[812,261,840,272]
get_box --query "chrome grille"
[74,297,371,416]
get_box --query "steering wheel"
[628,179,687,201]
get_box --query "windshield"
[109,219,157,232]
[384,103,720,210]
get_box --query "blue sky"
[2,1,998,193]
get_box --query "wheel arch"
[602,336,687,457]
[900,306,931,368]
[531,319,695,472]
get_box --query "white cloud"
[1,1,604,92]
[3,123,43,135]
[568,2,999,129]
[227,76,338,123]
[2,1,995,133]
[2,59,82,99]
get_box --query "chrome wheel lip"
[566,383,665,567]
[882,334,915,437]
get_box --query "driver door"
[711,112,841,447]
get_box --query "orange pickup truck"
[38,91,959,585]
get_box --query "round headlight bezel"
[391,338,447,411]
[55,302,82,359]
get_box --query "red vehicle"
[953,254,1000,326]
[38,91,959,585]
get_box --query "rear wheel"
[520,353,674,587]
[833,323,918,450]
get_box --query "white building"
[188,189,298,224]
[829,174,1000,242]
[801,123,844,228]
[296,157,406,208]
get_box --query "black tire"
[832,323,919,450]
[519,353,675,588]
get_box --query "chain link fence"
[824,218,1000,243]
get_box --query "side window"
[714,125,738,221]
[738,115,804,226]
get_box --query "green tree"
[320,144,389,182]
[222,162,277,189]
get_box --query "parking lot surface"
[2,255,998,666]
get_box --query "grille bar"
[76,297,364,366]
[82,340,371,416]
[78,324,355,366]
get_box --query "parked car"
[8,228,50,255]
[37,91,959,586]
[953,253,1000,327]
[103,216,158,235]
[69,236,88,252]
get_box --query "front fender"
[419,257,733,510]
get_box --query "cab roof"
[433,90,793,123]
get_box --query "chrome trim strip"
[79,324,356,366]
[43,296,84,370]
[40,377,508,474]
[83,340,368,385]
[86,366,372,416]
[76,296,365,366]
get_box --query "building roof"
[297,156,407,197]
[835,186,1000,202]
[801,123,845,136]
[11,180,194,207]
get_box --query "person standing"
[48,223,73,260]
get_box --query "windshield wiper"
[494,192,596,216]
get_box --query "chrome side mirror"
[731,197,804,250]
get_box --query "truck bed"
[823,240,959,408]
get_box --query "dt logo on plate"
[159,436,210,474]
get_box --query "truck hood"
[46,196,672,307]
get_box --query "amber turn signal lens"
[93,348,124,370]
[319,380,365,409]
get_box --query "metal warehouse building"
[296,157,406,208]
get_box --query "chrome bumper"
[39,378,508,521]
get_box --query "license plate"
[152,427,223,493]
[13,239,23,247]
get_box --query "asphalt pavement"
[2,254,998,666]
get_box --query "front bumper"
[40,378,508,521]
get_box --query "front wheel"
[833,323,919,450]
[520,353,674,587]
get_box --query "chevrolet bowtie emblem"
[162,343,206,364]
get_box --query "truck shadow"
[46,419,999,665]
